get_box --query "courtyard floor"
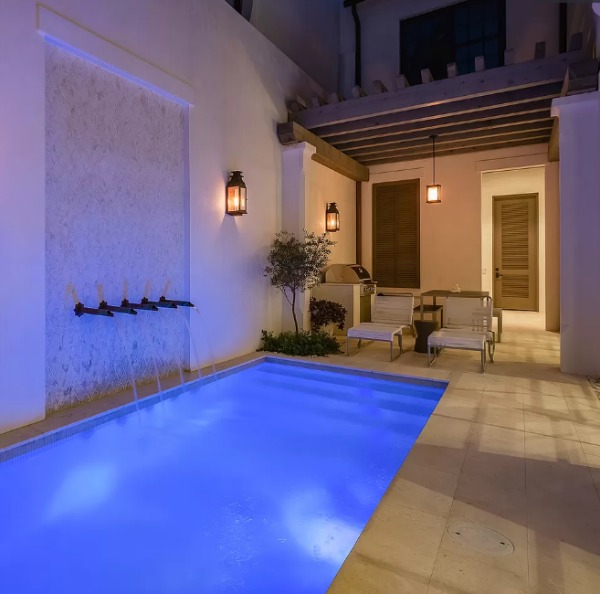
[1,312,599,594]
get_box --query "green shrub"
[309,297,347,332]
[259,330,341,356]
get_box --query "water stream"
[177,308,202,381]
[157,309,185,385]
[113,317,140,411]
[191,306,218,381]
[136,313,162,394]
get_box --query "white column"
[281,143,317,332]
[0,1,46,432]
[552,90,600,376]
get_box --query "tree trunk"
[291,289,299,335]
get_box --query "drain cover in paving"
[447,522,514,556]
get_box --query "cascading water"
[113,317,140,410]
[135,313,162,394]
[177,308,202,380]
[156,308,185,385]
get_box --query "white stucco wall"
[0,0,324,432]
[340,0,560,96]
[360,144,559,329]
[305,162,357,265]
[553,90,600,377]
[481,167,546,313]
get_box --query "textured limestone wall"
[45,43,187,411]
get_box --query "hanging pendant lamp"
[426,134,442,204]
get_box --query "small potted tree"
[261,230,341,356]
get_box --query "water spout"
[159,296,195,308]
[141,297,177,309]
[121,299,158,312]
[74,303,114,317]
[99,301,137,315]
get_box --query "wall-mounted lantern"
[426,134,442,204]
[325,202,340,232]
[226,171,247,216]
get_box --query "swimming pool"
[0,359,445,594]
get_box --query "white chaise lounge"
[346,294,414,361]
[427,295,495,373]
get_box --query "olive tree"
[264,230,334,335]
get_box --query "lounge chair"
[427,296,495,373]
[346,294,414,361]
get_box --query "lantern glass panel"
[426,184,442,203]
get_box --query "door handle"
[495,268,503,279]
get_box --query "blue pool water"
[0,360,445,594]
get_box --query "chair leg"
[397,333,403,356]
[480,348,486,373]
[428,344,434,367]
[389,341,394,361]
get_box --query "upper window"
[400,0,506,86]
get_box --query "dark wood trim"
[277,121,369,181]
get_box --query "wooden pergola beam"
[331,102,551,148]
[292,53,584,130]
[346,121,553,159]
[277,121,369,182]
[314,82,562,139]
[361,134,551,165]
[336,109,551,152]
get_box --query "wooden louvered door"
[493,194,538,310]
[372,180,420,288]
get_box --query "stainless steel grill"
[321,264,377,297]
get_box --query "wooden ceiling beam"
[277,121,369,182]
[315,82,561,138]
[346,121,553,158]
[360,134,551,165]
[292,53,584,130]
[335,110,551,152]
[331,102,551,147]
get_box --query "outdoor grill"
[320,264,377,297]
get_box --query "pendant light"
[426,134,442,204]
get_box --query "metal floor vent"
[447,522,515,556]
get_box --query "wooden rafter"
[292,53,586,130]
[315,82,562,139]
[336,109,551,151]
